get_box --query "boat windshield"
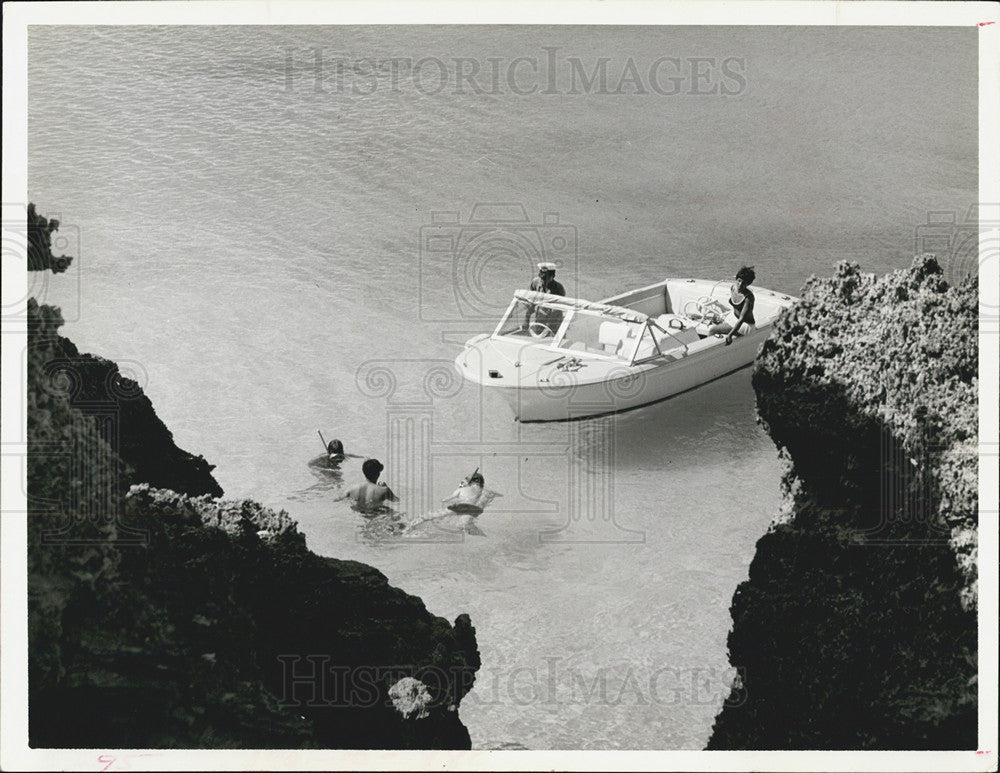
[553,310,641,361]
[494,293,647,361]
[495,298,567,339]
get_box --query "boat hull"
[470,326,768,422]
[455,278,796,422]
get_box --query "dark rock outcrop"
[708,256,977,750]
[30,485,479,749]
[27,221,480,748]
[28,297,223,499]
[27,202,73,273]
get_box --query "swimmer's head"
[327,439,344,455]
[362,458,384,483]
[735,265,755,287]
[467,472,485,487]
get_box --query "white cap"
[537,262,557,272]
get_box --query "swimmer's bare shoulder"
[353,482,396,508]
[334,484,361,503]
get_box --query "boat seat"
[652,314,700,350]
[598,321,632,356]
[654,313,691,331]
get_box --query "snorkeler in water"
[400,468,500,537]
[442,469,492,515]
[325,438,345,462]
[310,431,347,471]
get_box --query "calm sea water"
[28,25,976,749]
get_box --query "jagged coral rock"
[28,297,223,498]
[754,255,977,604]
[27,292,479,749]
[27,202,73,273]
[389,677,433,720]
[118,485,480,749]
[31,443,480,750]
[708,256,977,750]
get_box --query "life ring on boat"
[529,322,554,339]
[667,317,685,330]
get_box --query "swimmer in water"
[335,458,398,511]
[401,468,501,536]
[442,470,490,515]
[436,469,499,536]
[308,438,347,474]
[325,439,346,464]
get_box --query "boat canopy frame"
[492,290,695,366]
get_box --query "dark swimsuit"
[729,287,756,325]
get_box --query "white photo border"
[3,2,997,771]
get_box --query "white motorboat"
[455,277,798,422]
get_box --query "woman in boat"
[709,265,756,345]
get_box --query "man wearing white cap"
[530,262,565,296]
[523,261,566,336]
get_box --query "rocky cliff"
[29,483,479,749]
[29,298,223,499]
[27,203,73,273]
[27,225,480,748]
[707,256,978,749]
